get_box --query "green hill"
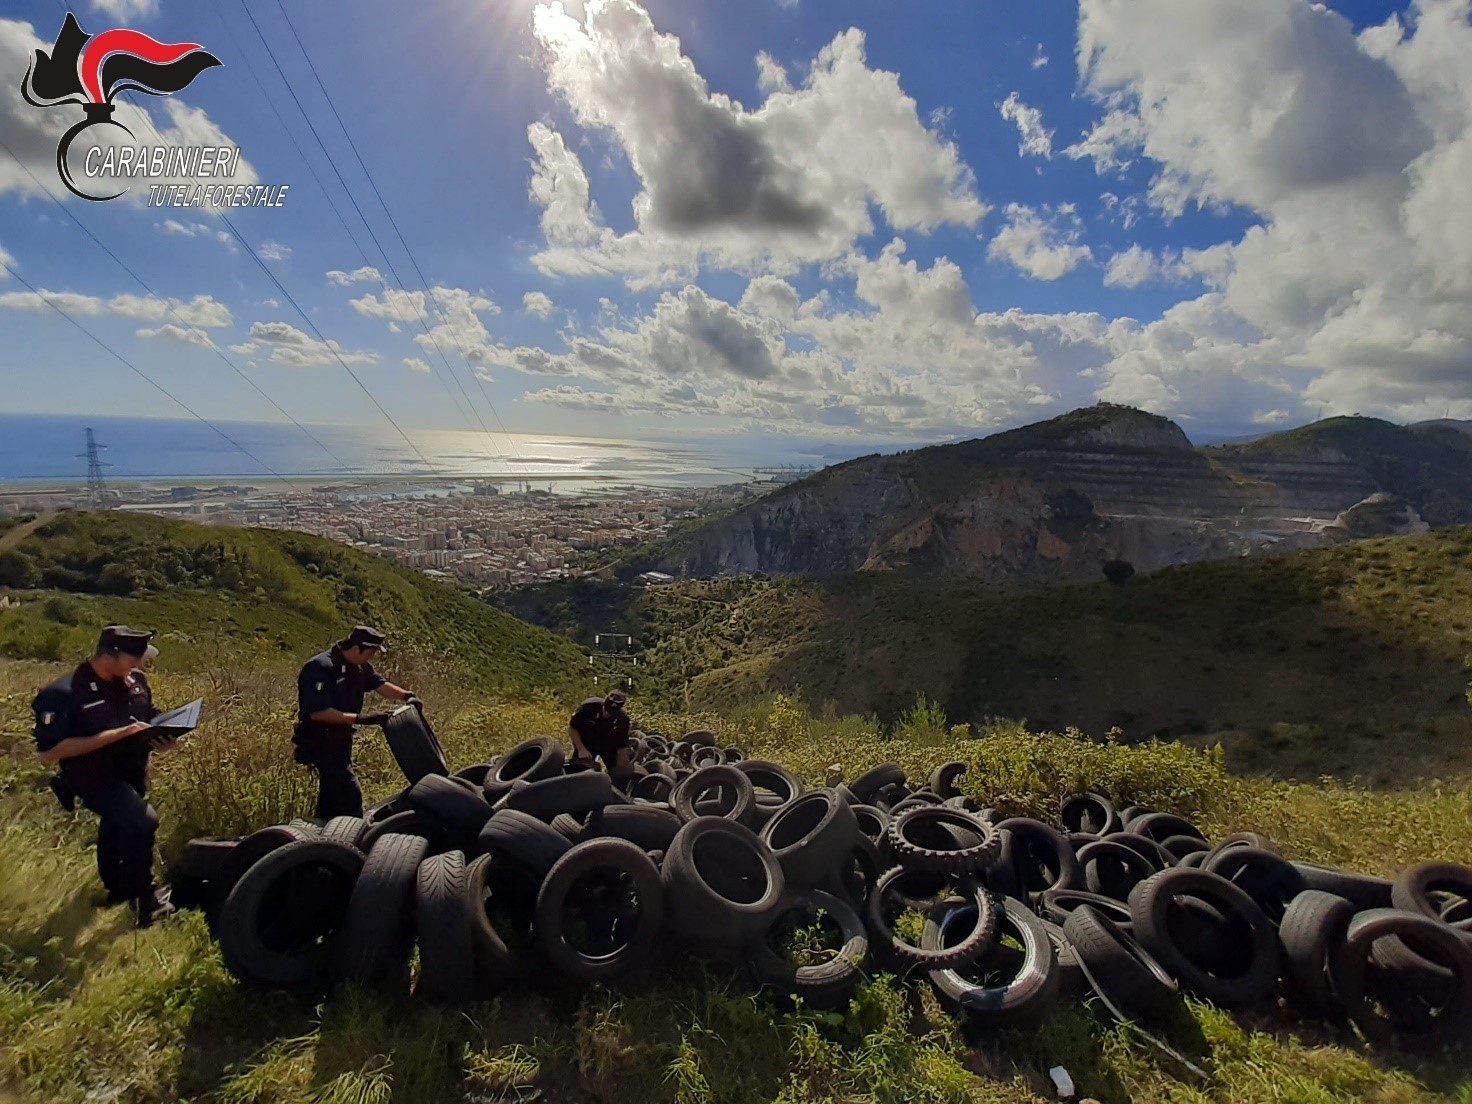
[0,510,586,697]
[502,527,1472,784]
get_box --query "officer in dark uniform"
[31,626,179,927]
[567,688,634,780]
[294,626,418,819]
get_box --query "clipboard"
[145,698,203,736]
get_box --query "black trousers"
[300,735,363,819]
[71,776,158,900]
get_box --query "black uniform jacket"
[32,663,158,791]
[295,645,386,740]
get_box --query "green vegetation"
[0,510,586,698]
[2,511,1471,1100]
[1,657,1470,1102]
[509,527,1472,785]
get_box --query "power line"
[208,3,489,443]
[268,0,531,480]
[216,212,444,477]
[0,260,302,489]
[0,136,356,476]
[234,0,510,477]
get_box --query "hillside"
[1205,416,1472,525]
[622,405,1472,582]
[503,527,1472,784]
[2,660,1471,1103]
[0,510,586,697]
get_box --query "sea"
[0,413,870,491]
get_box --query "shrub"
[0,551,39,590]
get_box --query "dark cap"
[98,625,158,661]
[604,688,628,707]
[344,625,388,651]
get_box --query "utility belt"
[292,720,353,764]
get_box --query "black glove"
[403,693,424,714]
[355,711,392,727]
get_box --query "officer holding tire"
[294,626,419,818]
[568,688,635,780]
[30,626,179,927]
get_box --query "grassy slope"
[0,510,586,699]
[537,528,1472,785]
[1,659,1470,1104]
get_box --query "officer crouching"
[31,626,179,927]
[293,626,419,819]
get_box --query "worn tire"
[673,765,756,827]
[1279,890,1355,1020]
[1040,887,1133,930]
[1337,908,1472,1050]
[320,816,368,850]
[382,706,449,785]
[483,737,565,800]
[1129,812,1206,845]
[536,838,664,982]
[1161,835,1211,863]
[663,817,785,948]
[582,804,683,852]
[1291,862,1393,911]
[1392,863,1472,948]
[414,851,476,1003]
[1204,846,1307,925]
[928,762,968,800]
[734,760,804,807]
[217,823,319,902]
[850,763,906,804]
[867,866,998,969]
[1077,839,1159,901]
[219,839,363,986]
[994,818,1082,898]
[761,790,861,891]
[408,775,494,842]
[360,810,440,854]
[1129,867,1280,1007]
[1061,793,1121,837]
[333,832,429,987]
[504,772,621,821]
[1064,903,1181,1026]
[925,896,1060,1027]
[476,809,572,880]
[889,806,1000,876]
[747,890,869,1010]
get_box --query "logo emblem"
[22,12,221,201]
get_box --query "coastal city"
[0,478,764,588]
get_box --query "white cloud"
[0,289,102,314]
[1103,244,1181,288]
[136,323,214,348]
[526,2,985,283]
[326,266,382,285]
[403,356,432,374]
[228,342,259,355]
[998,92,1053,158]
[523,291,556,318]
[90,0,160,18]
[987,203,1093,280]
[161,220,210,237]
[756,52,791,94]
[257,241,292,263]
[246,321,379,368]
[107,293,232,328]
[0,241,12,276]
[1032,44,1050,69]
[1063,109,1146,175]
[1071,0,1472,424]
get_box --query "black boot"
[131,886,176,929]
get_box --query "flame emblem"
[22,13,222,201]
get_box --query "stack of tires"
[171,733,1472,1053]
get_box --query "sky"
[0,0,1469,455]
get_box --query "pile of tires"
[168,739,1472,1053]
